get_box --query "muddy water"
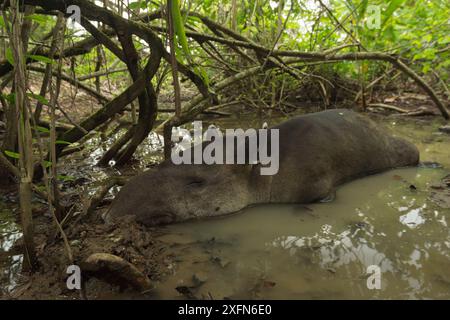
[0,203,22,294]
[152,117,450,299]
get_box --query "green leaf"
[358,0,369,19]
[26,14,47,24]
[35,185,47,192]
[55,140,72,145]
[57,174,75,182]
[28,93,49,105]
[383,25,398,42]
[437,35,450,45]
[128,1,145,10]
[4,150,20,159]
[186,15,202,25]
[171,0,190,56]
[27,54,54,64]
[43,160,52,168]
[6,48,14,65]
[170,0,210,88]
[35,126,50,133]
[413,48,437,61]
[382,0,405,28]
[1,93,16,104]
[422,34,432,43]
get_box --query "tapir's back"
[268,109,419,203]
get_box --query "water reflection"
[399,207,426,229]
[272,230,395,273]
[0,206,23,295]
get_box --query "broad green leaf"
[4,150,20,159]
[27,54,54,64]
[6,48,14,65]
[422,34,432,43]
[36,185,47,192]
[383,25,398,42]
[413,48,437,61]
[170,0,210,87]
[28,93,49,105]
[171,0,190,56]
[422,64,431,74]
[26,14,47,24]
[186,15,202,25]
[382,0,405,28]
[437,35,450,45]
[1,93,15,104]
[43,160,52,168]
[358,0,369,20]
[128,1,145,10]
[35,126,50,133]
[57,174,75,182]
[55,140,72,145]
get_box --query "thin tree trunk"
[48,15,66,222]
[6,0,37,270]
[231,0,237,31]
[94,43,103,95]
[165,0,182,160]
[34,16,65,123]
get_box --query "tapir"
[105,109,419,226]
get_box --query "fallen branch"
[82,253,152,292]
[367,103,409,113]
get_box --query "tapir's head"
[105,162,254,226]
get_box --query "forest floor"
[1,80,449,299]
